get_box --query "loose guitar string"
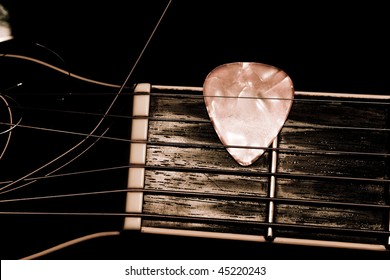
[1,41,114,193]
[0,127,111,195]
[0,79,117,194]
[0,94,13,159]
[0,87,23,159]
[0,8,173,193]
[0,95,23,135]
[0,0,173,196]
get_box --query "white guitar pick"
[203,62,294,166]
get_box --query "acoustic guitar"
[1,50,389,260]
[1,0,390,260]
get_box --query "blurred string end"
[0,83,23,95]
[0,93,24,160]
[35,42,69,75]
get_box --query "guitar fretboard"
[124,84,390,251]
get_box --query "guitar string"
[4,86,390,105]
[1,109,388,241]
[0,108,389,195]
[2,53,390,106]
[0,88,23,159]
[1,167,389,207]
[2,89,386,247]
[20,231,122,260]
[0,95,23,135]
[0,53,126,89]
[2,51,390,107]
[2,84,389,187]
[0,122,388,198]
[1,187,390,211]
[0,127,111,196]
[0,121,389,166]
[0,95,13,159]
[1,210,389,238]
[15,211,390,260]
[0,161,389,214]
[0,118,389,184]
[2,94,390,118]
[1,91,389,132]
[2,29,386,260]
[1,162,390,188]
[0,0,173,195]
[0,118,389,156]
[1,89,390,136]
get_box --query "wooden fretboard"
[124,83,390,251]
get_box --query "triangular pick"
[203,62,294,166]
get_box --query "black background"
[1,0,390,260]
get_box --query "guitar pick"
[203,62,294,166]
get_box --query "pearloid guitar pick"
[203,62,294,166]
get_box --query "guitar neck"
[124,83,390,251]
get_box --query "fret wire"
[1,210,389,238]
[267,138,278,239]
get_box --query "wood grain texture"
[138,89,390,246]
